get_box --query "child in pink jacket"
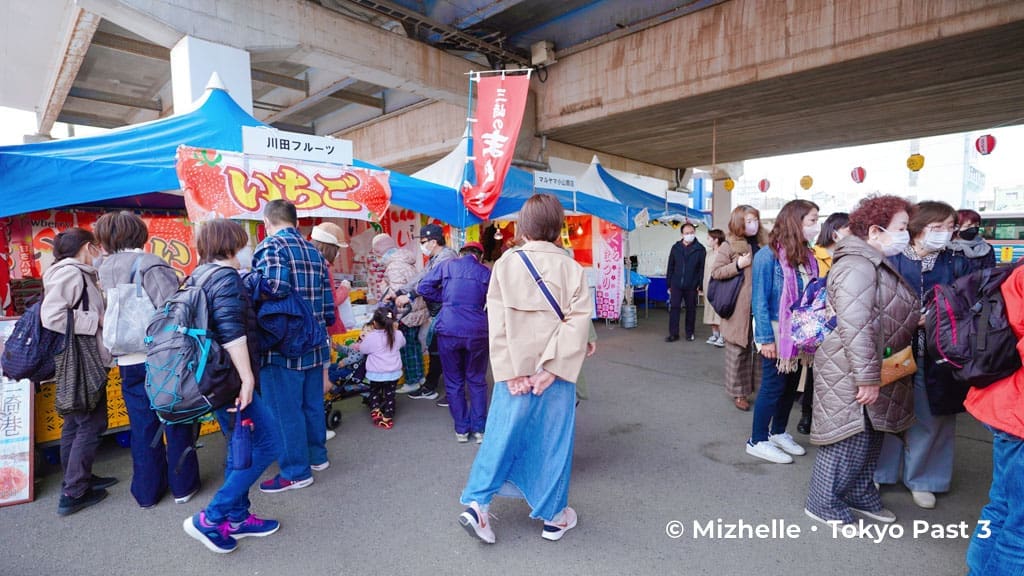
[353,307,406,429]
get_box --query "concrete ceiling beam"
[36,8,100,136]
[76,0,482,105]
[67,86,162,111]
[263,76,358,124]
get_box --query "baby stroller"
[324,352,371,430]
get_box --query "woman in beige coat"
[711,206,768,410]
[458,194,592,545]
[702,229,725,347]
[805,195,919,526]
[41,228,115,516]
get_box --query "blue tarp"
[0,89,467,222]
[595,163,710,226]
[492,166,636,231]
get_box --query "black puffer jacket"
[192,263,259,379]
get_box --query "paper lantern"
[907,153,925,172]
[799,175,813,190]
[758,179,770,193]
[976,134,996,155]
[723,178,735,192]
[851,167,866,183]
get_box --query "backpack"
[102,256,160,356]
[2,278,85,383]
[144,265,240,424]
[924,260,1024,388]
[789,276,836,354]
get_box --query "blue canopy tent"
[491,166,636,231]
[587,160,710,227]
[0,88,466,223]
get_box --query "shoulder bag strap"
[515,250,565,322]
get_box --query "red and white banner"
[464,73,530,220]
[176,146,392,223]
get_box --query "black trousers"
[668,287,698,338]
[423,332,442,393]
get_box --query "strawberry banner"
[464,73,531,220]
[177,146,392,223]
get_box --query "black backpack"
[2,279,85,383]
[925,260,1024,388]
[144,265,240,424]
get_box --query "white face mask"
[803,224,821,244]
[236,246,253,270]
[878,228,911,256]
[744,221,759,236]
[682,234,696,244]
[420,242,432,256]
[922,230,952,253]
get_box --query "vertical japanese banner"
[0,220,11,316]
[0,377,34,507]
[596,219,623,319]
[464,73,531,220]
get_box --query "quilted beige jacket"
[810,235,919,445]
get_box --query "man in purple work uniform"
[417,241,491,444]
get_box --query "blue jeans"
[438,334,488,434]
[260,364,328,480]
[119,363,199,506]
[967,427,1024,575]
[749,356,800,444]
[205,395,281,523]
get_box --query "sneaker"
[174,485,201,504]
[228,514,281,539]
[912,490,936,509]
[745,440,793,464]
[804,508,842,526]
[183,511,237,554]
[769,432,806,456]
[311,461,330,472]
[436,396,449,408]
[713,336,726,348]
[686,335,695,342]
[89,474,118,491]
[375,417,394,429]
[458,502,495,544]
[850,506,896,523]
[542,506,578,541]
[455,433,470,443]
[57,488,108,516]
[472,432,484,444]
[396,382,419,394]
[408,387,439,400]
[259,475,314,493]
[706,335,719,344]
[325,429,336,441]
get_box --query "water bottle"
[230,413,254,471]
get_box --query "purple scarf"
[777,246,818,371]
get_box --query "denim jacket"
[751,247,807,345]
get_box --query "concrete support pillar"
[170,36,252,114]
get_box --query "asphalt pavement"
[2,307,989,576]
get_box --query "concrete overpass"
[1,0,1022,183]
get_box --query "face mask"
[923,230,952,252]
[803,224,821,244]
[744,221,759,236]
[682,234,695,244]
[420,242,432,256]
[878,228,910,256]
[959,227,980,241]
[237,246,253,270]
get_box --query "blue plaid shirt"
[253,227,335,370]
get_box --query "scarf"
[950,237,993,259]
[777,245,818,373]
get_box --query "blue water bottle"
[230,411,254,471]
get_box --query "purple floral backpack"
[790,276,835,354]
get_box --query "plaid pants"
[806,415,885,523]
[399,324,424,384]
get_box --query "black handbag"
[707,273,744,319]
[54,285,108,416]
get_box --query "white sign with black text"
[242,126,353,165]
[533,171,577,192]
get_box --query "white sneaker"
[459,502,495,544]
[311,461,330,472]
[912,490,936,509]
[713,336,726,348]
[472,432,484,444]
[542,506,578,541]
[325,430,336,441]
[396,382,419,394]
[746,440,793,464]
[769,432,806,456]
[706,335,719,344]
[850,506,896,523]
[455,433,469,443]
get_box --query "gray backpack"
[103,256,159,356]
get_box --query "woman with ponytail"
[352,307,406,428]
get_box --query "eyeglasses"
[923,222,955,233]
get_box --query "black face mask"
[959,227,980,241]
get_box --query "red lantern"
[851,166,866,184]
[976,134,996,155]
[758,179,770,193]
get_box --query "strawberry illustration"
[349,175,391,221]
[177,147,233,219]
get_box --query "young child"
[352,308,405,429]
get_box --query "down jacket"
[370,234,428,327]
[810,235,920,446]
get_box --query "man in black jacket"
[665,223,705,342]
